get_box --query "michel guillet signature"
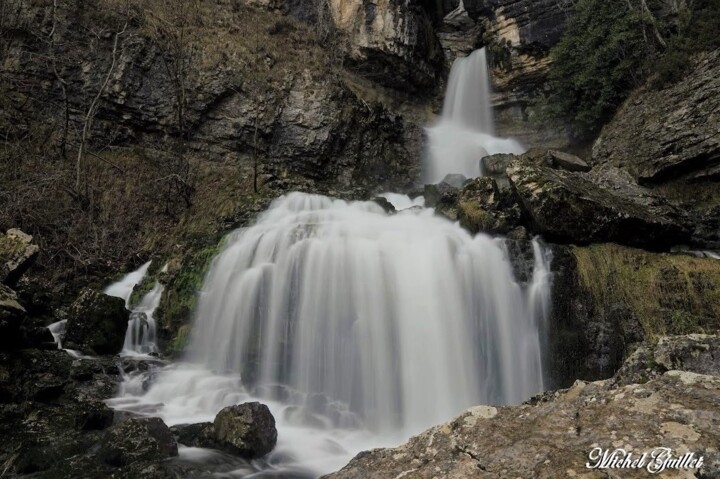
[586,447,704,474]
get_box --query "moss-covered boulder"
[213,402,277,458]
[63,288,129,355]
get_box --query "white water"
[104,261,162,356]
[111,192,552,477]
[424,48,525,183]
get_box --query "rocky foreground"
[325,335,720,479]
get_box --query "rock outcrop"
[0,284,26,350]
[507,156,690,249]
[592,50,720,247]
[593,50,720,185]
[326,335,720,479]
[63,289,129,355]
[328,0,444,93]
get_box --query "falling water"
[111,192,552,476]
[424,48,525,183]
[104,261,162,356]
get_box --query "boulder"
[101,417,178,467]
[0,284,26,350]
[0,229,39,287]
[213,402,277,458]
[325,335,720,479]
[506,156,690,249]
[63,288,129,355]
[547,149,591,172]
[371,197,395,214]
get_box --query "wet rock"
[325,335,720,479]
[480,153,516,176]
[0,229,40,287]
[507,155,690,249]
[63,288,129,355]
[0,284,25,350]
[101,417,178,467]
[213,402,277,458]
[170,422,217,449]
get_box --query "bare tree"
[75,21,128,193]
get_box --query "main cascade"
[424,48,524,183]
[112,193,552,476]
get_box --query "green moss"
[167,324,192,356]
[459,201,497,234]
[573,244,720,338]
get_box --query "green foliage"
[538,0,720,138]
[538,0,661,139]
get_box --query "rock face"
[547,243,720,387]
[507,155,690,249]
[328,0,444,93]
[592,50,720,247]
[325,335,720,479]
[213,402,278,458]
[101,417,178,467]
[0,229,39,287]
[63,289,129,355]
[593,50,720,185]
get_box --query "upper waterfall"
[424,48,525,183]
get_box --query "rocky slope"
[325,334,720,479]
[592,49,720,248]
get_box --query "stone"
[506,155,690,249]
[371,197,395,214]
[0,284,26,350]
[325,335,720,479]
[101,417,178,467]
[440,173,468,188]
[593,50,720,185]
[457,176,522,235]
[213,402,277,458]
[170,422,217,449]
[0,229,40,287]
[547,149,591,172]
[63,288,129,355]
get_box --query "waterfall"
[111,193,552,476]
[424,48,525,184]
[104,261,162,356]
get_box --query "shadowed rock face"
[324,334,720,479]
[63,289,129,355]
[593,50,720,185]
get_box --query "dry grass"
[574,243,720,338]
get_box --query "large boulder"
[0,284,26,350]
[213,402,277,458]
[456,176,523,235]
[63,288,129,355]
[170,422,217,449]
[0,229,39,287]
[506,156,690,249]
[101,417,178,467]
[325,335,720,479]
